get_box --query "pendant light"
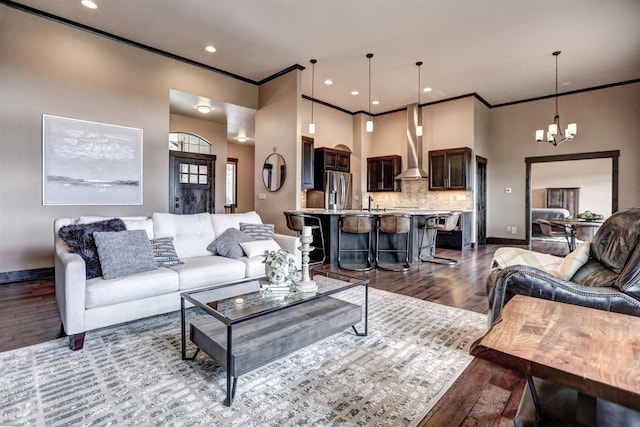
[309,59,317,135]
[366,53,374,132]
[535,51,577,146]
[416,61,423,137]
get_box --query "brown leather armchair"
[486,207,640,325]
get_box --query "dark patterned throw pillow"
[150,237,184,267]
[239,223,275,240]
[58,218,126,279]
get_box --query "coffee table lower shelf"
[190,297,362,406]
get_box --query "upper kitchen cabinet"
[301,136,314,189]
[313,147,350,190]
[367,155,402,192]
[428,147,472,191]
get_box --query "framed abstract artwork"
[42,114,143,205]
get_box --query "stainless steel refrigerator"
[323,170,352,210]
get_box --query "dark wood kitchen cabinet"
[301,136,314,189]
[367,155,402,192]
[313,147,350,190]
[428,147,472,191]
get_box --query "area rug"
[0,288,487,426]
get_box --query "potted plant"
[262,250,298,291]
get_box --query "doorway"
[525,150,619,245]
[476,156,487,245]
[169,151,217,214]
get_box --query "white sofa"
[54,211,300,350]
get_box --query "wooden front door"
[169,151,216,214]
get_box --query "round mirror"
[262,153,286,192]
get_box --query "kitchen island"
[285,209,470,266]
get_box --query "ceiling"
[9,0,640,142]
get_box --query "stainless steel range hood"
[394,103,428,180]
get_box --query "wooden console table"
[470,296,640,423]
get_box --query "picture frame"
[42,114,143,205]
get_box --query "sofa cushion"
[85,267,179,309]
[150,237,184,267]
[58,218,127,279]
[210,211,262,237]
[207,228,255,259]
[239,239,281,258]
[240,222,275,240]
[152,213,215,259]
[94,230,158,280]
[169,256,247,291]
[240,256,268,278]
[79,216,154,239]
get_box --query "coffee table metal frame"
[180,269,368,406]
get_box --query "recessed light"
[423,87,432,92]
[205,46,217,53]
[324,80,333,85]
[237,136,247,143]
[196,105,212,114]
[351,91,359,95]
[81,0,97,9]
[372,100,380,105]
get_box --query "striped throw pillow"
[150,237,184,267]
[239,223,275,240]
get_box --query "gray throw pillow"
[94,230,158,280]
[239,222,275,240]
[207,228,255,259]
[150,237,184,267]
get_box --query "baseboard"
[0,267,54,284]
[486,237,527,245]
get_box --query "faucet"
[368,195,374,211]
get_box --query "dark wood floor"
[0,239,569,425]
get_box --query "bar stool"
[418,212,461,265]
[375,214,411,272]
[338,214,375,271]
[284,213,326,265]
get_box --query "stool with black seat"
[375,214,411,272]
[284,213,326,265]
[418,212,461,265]
[338,214,375,271]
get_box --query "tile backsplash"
[362,180,473,211]
[302,180,473,211]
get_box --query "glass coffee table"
[180,269,368,406]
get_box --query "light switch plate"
[257,193,267,200]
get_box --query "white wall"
[487,83,640,240]
[255,71,301,233]
[0,5,258,272]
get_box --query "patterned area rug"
[0,288,487,426]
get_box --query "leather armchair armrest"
[487,265,640,325]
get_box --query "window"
[226,158,238,207]
[168,132,211,154]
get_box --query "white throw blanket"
[490,244,591,281]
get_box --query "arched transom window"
[169,132,211,154]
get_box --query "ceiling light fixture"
[196,104,212,114]
[535,51,577,146]
[205,46,216,53]
[415,61,424,137]
[324,79,333,85]
[237,136,247,143]
[351,90,359,95]
[81,0,97,9]
[309,59,317,135]
[366,53,374,133]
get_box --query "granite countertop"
[288,208,463,216]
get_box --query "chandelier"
[366,53,374,132]
[309,59,317,135]
[535,51,577,146]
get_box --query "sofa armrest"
[487,265,640,325]
[274,233,301,268]
[55,244,87,335]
